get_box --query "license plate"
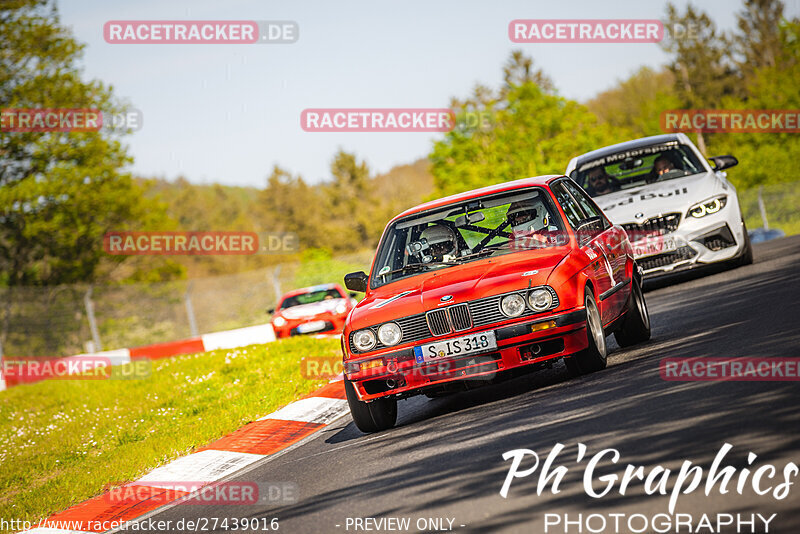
[632,235,677,257]
[414,331,497,364]
[297,320,326,333]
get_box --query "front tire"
[736,220,754,266]
[344,379,397,433]
[614,276,651,347]
[565,288,607,377]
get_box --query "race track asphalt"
[125,235,800,534]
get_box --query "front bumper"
[275,314,347,338]
[344,308,587,401]
[636,217,747,277]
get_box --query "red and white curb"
[1,324,276,390]
[25,377,349,533]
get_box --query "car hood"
[596,172,724,225]
[347,248,570,329]
[280,298,346,320]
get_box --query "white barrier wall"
[201,324,276,351]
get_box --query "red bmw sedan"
[341,175,651,432]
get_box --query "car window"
[369,187,566,289]
[563,180,603,220]
[551,182,585,229]
[280,289,342,309]
[572,142,706,197]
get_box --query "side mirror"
[344,271,368,293]
[266,307,275,315]
[709,155,738,171]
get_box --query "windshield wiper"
[454,242,509,262]
[377,261,458,278]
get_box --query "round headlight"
[335,302,348,315]
[377,322,402,346]
[352,329,376,351]
[528,288,553,311]
[500,294,526,317]
[272,316,287,327]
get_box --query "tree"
[660,3,742,155]
[586,67,681,138]
[430,52,624,197]
[705,18,800,188]
[733,0,785,83]
[258,165,324,250]
[323,150,384,250]
[0,0,174,287]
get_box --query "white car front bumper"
[625,209,747,276]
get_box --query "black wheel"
[344,379,397,433]
[736,220,754,266]
[614,276,651,347]
[564,288,607,377]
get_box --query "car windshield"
[280,289,342,309]
[571,142,706,198]
[370,187,565,289]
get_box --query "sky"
[57,0,800,187]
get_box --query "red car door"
[550,181,616,323]
[563,181,630,320]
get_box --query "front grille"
[639,245,696,272]
[425,303,473,336]
[449,304,472,331]
[426,309,451,336]
[622,212,681,241]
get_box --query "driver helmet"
[507,200,543,233]
[420,224,457,261]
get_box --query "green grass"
[0,336,341,527]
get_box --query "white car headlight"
[377,322,402,346]
[500,294,526,317]
[352,329,376,351]
[688,196,727,218]
[528,288,553,311]
[335,302,348,315]
[272,316,287,327]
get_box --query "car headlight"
[688,196,727,218]
[528,288,553,311]
[352,329,376,351]
[272,316,287,327]
[335,302,348,314]
[500,294,526,317]
[377,322,402,346]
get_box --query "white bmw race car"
[566,134,753,278]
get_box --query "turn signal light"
[531,320,557,333]
[360,359,383,372]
